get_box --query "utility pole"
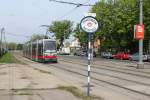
[0,28,5,52]
[137,0,144,68]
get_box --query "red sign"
[135,24,144,40]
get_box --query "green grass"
[57,86,102,100]
[0,52,20,63]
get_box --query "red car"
[113,52,130,60]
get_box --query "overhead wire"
[49,0,94,7]
[6,32,30,38]
[51,0,92,20]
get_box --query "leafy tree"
[17,44,23,50]
[8,42,17,50]
[74,24,88,47]
[143,0,150,52]
[49,20,73,49]
[74,0,150,53]
[91,0,149,53]
[29,34,47,42]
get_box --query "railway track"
[60,58,150,79]
[61,56,150,74]
[45,63,150,98]
[55,61,150,87]
[14,53,150,99]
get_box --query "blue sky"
[0,0,98,43]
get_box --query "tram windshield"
[44,41,56,53]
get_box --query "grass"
[0,52,21,63]
[57,86,102,100]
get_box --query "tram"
[23,39,58,63]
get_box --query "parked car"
[147,54,150,62]
[74,49,96,57]
[129,52,148,61]
[113,52,130,60]
[74,49,87,56]
[101,52,113,59]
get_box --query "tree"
[17,44,23,50]
[91,0,143,52]
[8,42,17,50]
[143,0,150,52]
[49,20,73,49]
[29,34,47,42]
[74,24,88,47]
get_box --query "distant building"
[93,37,101,54]
[69,38,81,54]
[70,38,81,48]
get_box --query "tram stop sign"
[80,16,99,33]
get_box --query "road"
[1,52,150,100]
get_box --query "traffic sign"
[80,16,99,33]
[80,16,99,96]
[84,13,96,17]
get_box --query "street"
[0,52,150,100]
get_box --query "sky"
[0,0,99,43]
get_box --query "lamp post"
[137,0,144,68]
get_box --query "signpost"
[80,15,99,96]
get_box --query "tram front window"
[44,41,56,53]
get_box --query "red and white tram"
[23,39,57,63]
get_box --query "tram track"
[18,57,150,98]
[14,53,150,99]
[59,58,150,79]
[61,56,150,75]
[44,63,150,98]
[54,61,150,87]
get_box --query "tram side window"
[38,43,43,56]
[32,44,36,56]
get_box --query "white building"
[70,38,80,48]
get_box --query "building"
[69,38,81,54]
[93,37,101,54]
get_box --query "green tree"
[8,42,17,50]
[49,20,73,49]
[91,0,141,52]
[29,34,47,42]
[17,44,23,50]
[74,24,88,47]
[143,0,150,52]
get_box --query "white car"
[129,53,148,61]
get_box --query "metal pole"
[0,28,4,52]
[36,40,39,61]
[137,0,144,68]
[0,30,2,52]
[31,42,32,59]
[87,33,91,96]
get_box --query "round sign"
[80,16,99,33]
